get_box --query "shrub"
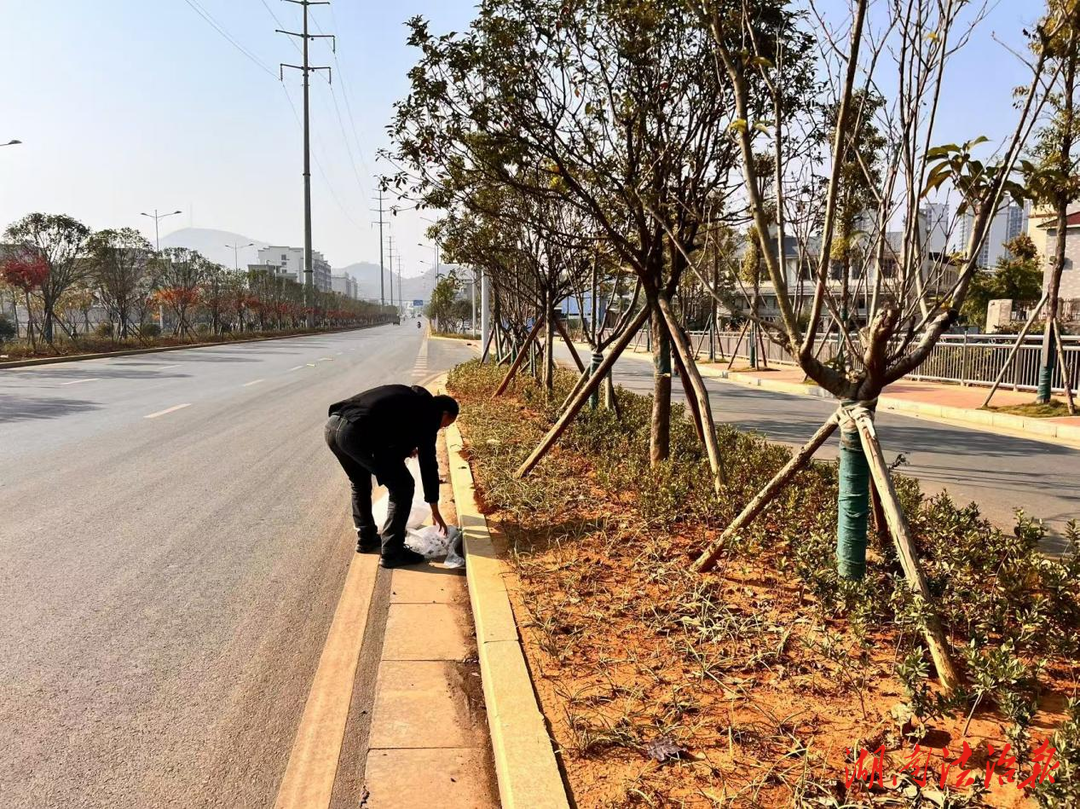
[95,321,114,338]
[139,322,161,338]
[0,316,15,342]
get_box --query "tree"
[961,235,1043,329]
[0,254,48,351]
[389,0,758,483]
[88,228,154,339]
[427,274,458,330]
[1025,0,1080,402]
[155,248,210,337]
[3,213,91,344]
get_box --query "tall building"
[954,203,1027,268]
[918,202,950,256]
[255,246,332,292]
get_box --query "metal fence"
[629,328,1080,395]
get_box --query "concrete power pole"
[278,0,333,328]
[371,186,386,307]
[387,235,395,316]
[396,254,404,315]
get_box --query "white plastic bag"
[406,525,465,568]
[371,457,431,530]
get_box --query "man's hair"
[434,394,459,419]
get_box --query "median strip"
[144,403,191,419]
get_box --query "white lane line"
[156,364,181,370]
[335,351,343,355]
[243,379,265,387]
[306,363,317,367]
[144,403,191,419]
[318,357,333,362]
[59,377,102,386]
[288,365,305,371]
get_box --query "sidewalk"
[361,435,499,807]
[612,343,1080,449]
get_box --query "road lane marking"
[59,377,101,386]
[274,552,380,809]
[144,403,191,419]
[243,379,265,387]
[306,363,317,367]
[288,365,305,371]
[156,364,181,370]
[335,351,343,355]
[318,357,333,362]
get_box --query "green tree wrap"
[837,403,870,580]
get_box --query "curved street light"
[226,242,255,272]
[140,209,183,252]
[2,139,22,147]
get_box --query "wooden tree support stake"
[554,316,585,373]
[982,292,1048,408]
[493,316,545,398]
[1052,318,1076,415]
[853,410,962,694]
[694,410,840,572]
[516,306,651,478]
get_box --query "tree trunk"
[837,400,873,580]
[543,298,555,392]
[1037,42,1075,404]
[650,305,671,465]
[493,316,545,397]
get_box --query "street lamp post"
[140,208,182,252]
[141,208,182,329]
[225,242,255,272]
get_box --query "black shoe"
[357,540,380,553]
[380,547,427,568]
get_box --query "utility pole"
[396,254,404,314]
[278,0,333,328]
[371,186,386,307]
[387,235,395,316]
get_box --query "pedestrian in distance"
[325,385,459,568]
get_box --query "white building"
[255,246,332,293]
[954,203,1027,268]
[331,272,358,300]
[918,202,950,256]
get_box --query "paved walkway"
[361,436,499,808]
[718,363,1080,425]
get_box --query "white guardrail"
[627,329,1080,395]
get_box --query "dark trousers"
[325,414,415,554]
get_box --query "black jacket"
[328,384,442,503]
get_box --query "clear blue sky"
[0,1,1046,272]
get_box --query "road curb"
[444,423,570,809]
[0,324,387,370]
[613,345,1080,451]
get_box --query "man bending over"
[325,384,459,568]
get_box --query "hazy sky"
[0,1,1046,274]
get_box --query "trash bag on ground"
[371,457,431,531]
[406,525,465,568]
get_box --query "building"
[255,246,332,293]
[954,203,1027,267]
[1036,211,1080,307]
[331,272,358,300]
[918,202,950,256]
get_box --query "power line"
[313,10,373,177]
[180,0,276,77]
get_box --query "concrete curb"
[612,344,1080,451]
[0,324,387,370]
[444,423,570,809]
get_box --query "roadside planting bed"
[447,360,1080,808]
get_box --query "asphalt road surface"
[0,325,475,809]
[553,344,1079,543]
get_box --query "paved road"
[554,345,1079,541]
[0,326,475,809]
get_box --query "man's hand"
[430,503,448,535]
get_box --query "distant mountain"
[159,228,268,270]
[336,262,451,304]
